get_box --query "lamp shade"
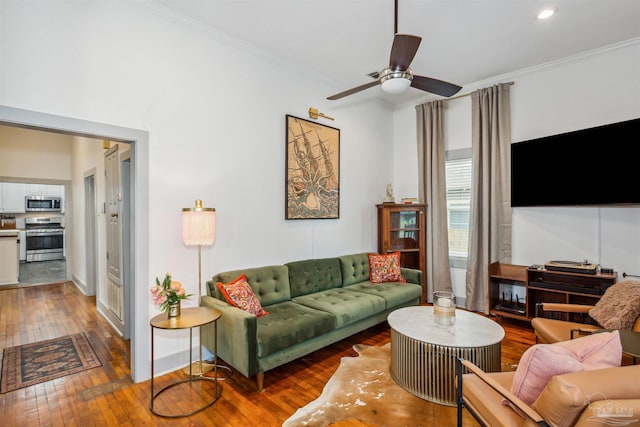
[182,199,216,246]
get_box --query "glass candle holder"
[433,291,456,326]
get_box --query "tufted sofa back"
[338,253,370,286]
[285,257,343,298]
[209,265,291,306]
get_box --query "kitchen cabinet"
[0,183,28,213]
[27,183,64,197]
[0,182,64,213]
[19,230,26,262]
[0,231,19,285]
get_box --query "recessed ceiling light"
[537,8,556,20]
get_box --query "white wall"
[1,0,394,380]
[70,137,108,295]
[394,40,640,299]
[0,125,73,180]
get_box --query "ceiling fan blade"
[411,75,462,97]
[389,34,422,70]
[327,80,380,100]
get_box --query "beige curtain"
[466,83,512,312]
[416,100,453,301]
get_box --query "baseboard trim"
[72,275,87,295]
[96,300,125,337]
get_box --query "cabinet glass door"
[389,211,419,250]
[388,210,421,270]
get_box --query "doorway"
[0,105,150,382]
[84,169,97,296]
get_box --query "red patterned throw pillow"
[368,252,406,284]
[216,274,268,317]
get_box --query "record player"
[544,260,597,274]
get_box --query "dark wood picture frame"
[285,115,340,220]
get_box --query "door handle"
[111,213,118,218]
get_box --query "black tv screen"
[511,117,640,207]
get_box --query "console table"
[388,306,504,406]
[150,306,222,417]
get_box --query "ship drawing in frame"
[286,115,340,219]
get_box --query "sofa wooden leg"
[256,372,264,392]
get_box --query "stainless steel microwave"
[25,196,62,212]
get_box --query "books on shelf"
[401,198,418,204]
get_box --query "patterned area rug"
[1,333,102,393]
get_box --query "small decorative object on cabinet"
[377,203,426,301]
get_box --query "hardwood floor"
[0,282,536,426]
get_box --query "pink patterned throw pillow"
[217,274,268,317]
[368,252,406,284]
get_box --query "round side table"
[150,306,222,417]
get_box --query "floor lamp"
[182,199,215,376]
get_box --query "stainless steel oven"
[25,217,64,262]
[25,196,62,212]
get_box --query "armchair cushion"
[589,280,640,329]
[511,331,622,405]
[533,364,640,426]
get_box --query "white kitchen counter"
[0,230,19,285]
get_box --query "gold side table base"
[182,361,232,379]
[183,361,214,376]
[150,378,221,418]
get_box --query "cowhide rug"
[283,343,470,427]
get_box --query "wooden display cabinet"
[526,268,617,323]
[488,263,528,320]
[489,262,617,322]
[377,203,426,301]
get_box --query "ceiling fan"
[327,0,462,100]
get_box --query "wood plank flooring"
[0,282,535,426]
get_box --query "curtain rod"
[445,81,515,102]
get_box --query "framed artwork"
[285,115,340,219]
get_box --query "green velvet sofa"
[200,252,422,391]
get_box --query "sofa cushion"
[339,253,370,286]
[217,274,268,317]
[368,252,406,283]
[293,288,386,328]
[210,265,291,306]
[285,257,343,298]
[345,282,422,309]
[511,330,622,405]
[256,301,335,358]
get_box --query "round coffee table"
[387,306,504,406]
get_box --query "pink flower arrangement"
[150,273,192,313]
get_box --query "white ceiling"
[152,0,640,105]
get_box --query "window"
[445,149,472,266]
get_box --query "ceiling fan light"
[381,77,411,94]
[537,8,556,20]
[380,69,413,94]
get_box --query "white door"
[105,146,125,335]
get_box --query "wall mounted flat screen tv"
[511,117,640,207]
